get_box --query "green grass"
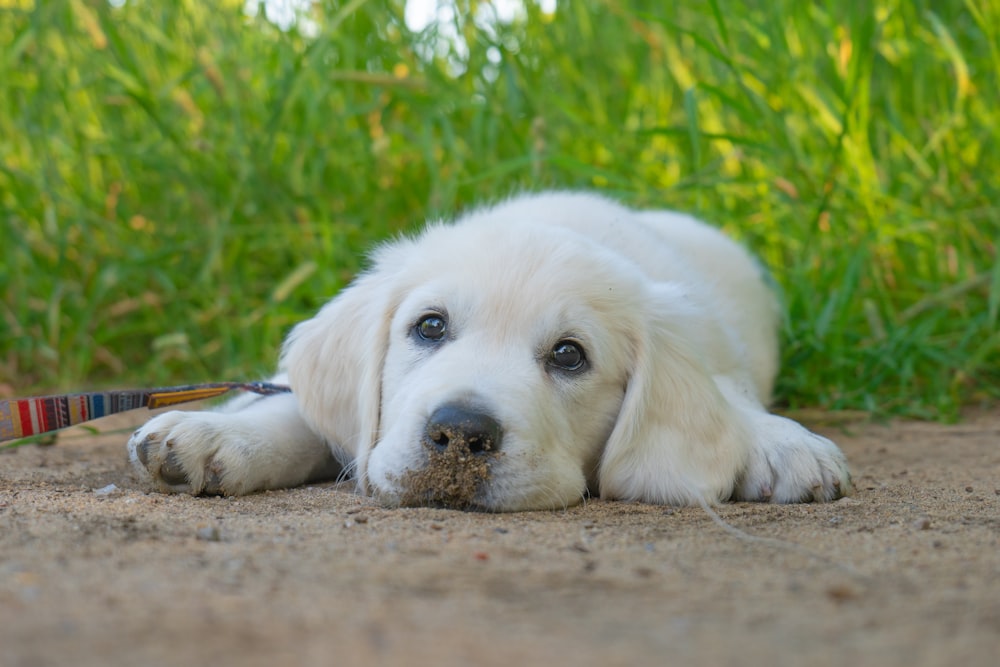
[1,0,998,420]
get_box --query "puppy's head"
[283,211,746,511]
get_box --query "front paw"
[734,415,853,503]
[127,411,230,495]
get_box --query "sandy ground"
[1,408,999,667]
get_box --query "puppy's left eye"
[549,340,586,371]
[415,314,448,341]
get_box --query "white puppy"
[128,192,851,511]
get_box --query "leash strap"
[0,382,292,443]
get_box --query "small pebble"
[353,515,368,524]
[196,525,221,542]
[912,517,931,530]
[93,483,119,497]
[826,584,860,602]
[965,486,974,493]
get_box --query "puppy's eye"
[549,340,586,371]
[415,314,448,341]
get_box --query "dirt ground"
[1,408,998,667]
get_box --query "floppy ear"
[598,283,752,506]
[280,242,412,489]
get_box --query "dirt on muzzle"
[394,442,501,510]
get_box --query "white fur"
[128,192,852,510]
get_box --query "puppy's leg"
[127,392,341,495]
[715,377,852,503]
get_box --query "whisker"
[335,458,358,485]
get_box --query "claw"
[203,461,225,495]
[159,450,189,486]
[135,438,151,466]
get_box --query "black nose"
[423,403,503,455]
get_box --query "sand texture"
[2,409,999,666]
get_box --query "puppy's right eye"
[415,314,448,341]
[549,340,586,371]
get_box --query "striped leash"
[0,382,292,444]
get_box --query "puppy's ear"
[598,283,752,506]
[280,241,412,486]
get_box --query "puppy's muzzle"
[423,403,503,454]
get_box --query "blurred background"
[0,0,997,418]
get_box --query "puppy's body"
[129,192,851,510]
